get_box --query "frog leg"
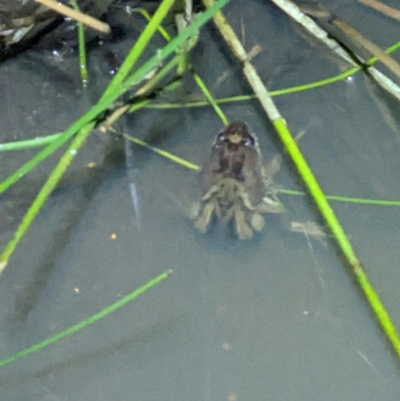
[188,201,202,220]
[233,206,254,240]
[238,190,257,211]
[201,184,220,201]
[194,201,215,233]
[256,195,284,214]
[249,212,265,232]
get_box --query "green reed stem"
[0,0,231,195]
[0,122,94,268]
[203,0,400,358]
[103,0,176,98]
[125,135,200,170]
[132,55,180,98]
[0,270,172,368]
[0,0,176,196]
[0,59,179,193]
[274,118,400,357]
[132,8,171,42]
[70,0,88,87]
[193,72,229,125]
[0,133,63,151]
[0,0,232,269]
[3,131,400,207]
[0,130,78,194]
[281,188,400,206]
[2,38,399,152]
[133,4,228,124]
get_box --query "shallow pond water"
[1,0,400,400]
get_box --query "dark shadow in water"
[10,141,126,323]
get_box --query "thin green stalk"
[102,56,181,130]
[273,120,359,264]
[0,133,62,151]
[281,188,400,206]
[3,131,400,207]
[0,0,231,194]
[0,60,180,192]
[192,73,228,124]
[132,8,172,42]
[92,0,232,116]
[0,270,172,368]
[125,135,200,170]
[274,119,400,356]
[134,4,228,124]
[0,0,176,195]
[0,129,80,194]
[145,39,400,106]
[1,55,180,265]
[103,0,175,98]
[70,0,88,87]
[0,122,94,269]
[134,55,180,97]
[270,0,400,99]
[142,67,359,109]
[203,0,400,358]
[2,37,398,152]
[368,40,400,65]
[0,0,232,268]
[123,138,400,205]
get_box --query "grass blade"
[0,270,172,368]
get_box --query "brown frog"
[192,121,283,240]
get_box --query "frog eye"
[216,132,227,142]
[243,136,254,147]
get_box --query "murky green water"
[1,1,400,400]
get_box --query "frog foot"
[194,202,215,233]
[233,207,254,240]
[249,212,265,232]
[255,195,284,214]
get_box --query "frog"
[191,121,283,240]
